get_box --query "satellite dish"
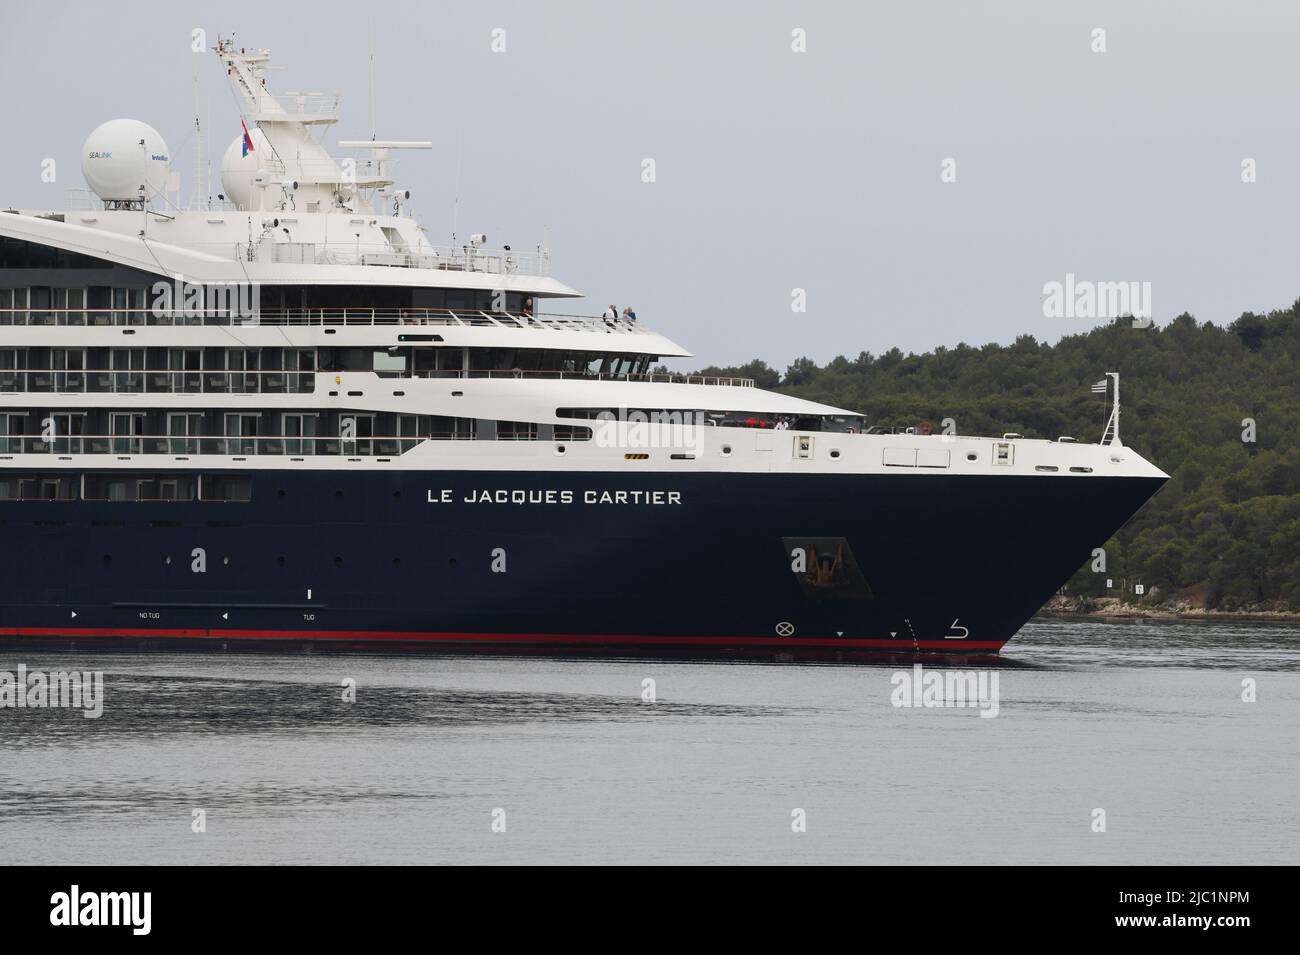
[81,119,170,202]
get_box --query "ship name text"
[428,489,683,506]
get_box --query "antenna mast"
[189,59,203,210]
[368,30,377,141]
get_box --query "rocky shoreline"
[1041,595,1300,624]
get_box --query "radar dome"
[221,127,271,210]
[81,119,170,202]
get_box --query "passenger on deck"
[623,306,637,324]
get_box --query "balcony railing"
[216,240,550,274]
[0,369,754,394]
[0,367,753,393]
[0,369,315,395]
[452,370,755,387]
[0,308,647,335]
[0,432,554,458]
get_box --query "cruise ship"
[0,37,1166,660]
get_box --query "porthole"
[721,444,733,457]
[829,449,841,460]
[554,444,567,456]
[966,452,978,461]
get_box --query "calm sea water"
[1,618,1297,865]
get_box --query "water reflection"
[0,619,1296,864]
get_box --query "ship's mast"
[212,34,431,216]
[213,34,349,212]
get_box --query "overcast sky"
[3,1,1298,369]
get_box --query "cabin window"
[496,421,538,441]
[110,412,146,454]
[340,414,376,455]
[167,413,203,454]
[199,473,253,503]
[50,412,86,453]
[0,474,76,501]
[397,415,421,453]
[282,413,318,455]
[223,413,260,455]
[373,349,407,375]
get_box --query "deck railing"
[0,367,753,393]
[0,307,647,335]
[0,369,315,395]
[0,431,568,459]
[240,241,551,274]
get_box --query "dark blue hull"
[0,469,1164,661]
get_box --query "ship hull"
[0,469,1164,661]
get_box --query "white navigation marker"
[70,610,77,619]
[836,631,843,636]
[889,631,897,637]
[307,588,312,600]
[221,612,229,620]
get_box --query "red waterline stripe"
[0,626,1004,651]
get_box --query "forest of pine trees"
[690,301,1300,611]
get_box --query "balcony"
[0,369,315,395]
[0,365,752,394]
[0,307,652,336]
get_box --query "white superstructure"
[0,36,1165,488]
